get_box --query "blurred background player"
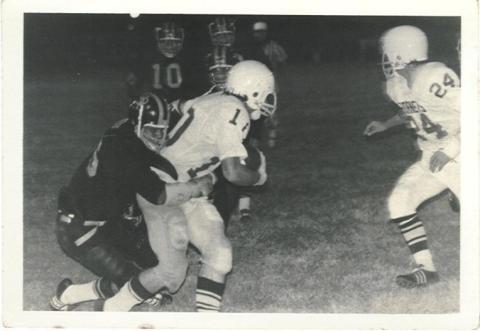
[50,93,214,310]
[205,46,243,93]
[364,25,460,288]
[204,17,243,92]
[208,16,236,48]
[126,22,198,103]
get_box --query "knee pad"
[202,238,232,276]
[168,215,189,251]
[387,186,416,220]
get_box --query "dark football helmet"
[128,92,170,152]
[206,46,243,88]
[208,17,236,47]
[154,22,184,58]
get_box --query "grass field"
[23,62,459,313]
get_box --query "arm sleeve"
[100,134,169,205]
[134,169,167,205]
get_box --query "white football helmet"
[225,60,276,119]
[380,25,428,78]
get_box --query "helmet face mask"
[208,17,235,47]
[140,124,169,153]
[129,93,170,152]
[225,60,277,119]
[380,25,428,79]
[209,64,232,87]
[207,46,237,88]
[381,53,399,79]
[154,23,184,58]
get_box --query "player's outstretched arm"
[137,170,215,206]
[162,174,215,205]
[364,114,405,136]
[222,157,266,187]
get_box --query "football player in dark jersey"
[204,45,243,93]
[127,22,195,103]
[50,92,215,310]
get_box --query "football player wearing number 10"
[127,22,190,103]
[364,26,460,288]
[103,60,276,312]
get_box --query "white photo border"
[2,0,478,329]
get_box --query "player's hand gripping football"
[429,150,451,173]
[363,121,388,136]
[254,150,268,186]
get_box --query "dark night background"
[24,14,460,75]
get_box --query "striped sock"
[195,277,225,312]
[103,276,152,311]
[392,214,435,271]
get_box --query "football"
[244,144,262,171]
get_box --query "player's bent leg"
[434,156,460,200]
[103,196,190,312]
[387,161,446,288]
[138,198,189,293]
[52,216,139,310]
[184,199,232,312]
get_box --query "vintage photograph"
[2,0,478,328]
[22,12,462,314]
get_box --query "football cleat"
[144,292,173,307]
[49,278,74,311]
[395,266,439,289]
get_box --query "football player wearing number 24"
[103,60,276,312]
[363,26,460,289]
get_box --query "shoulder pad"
[150,155,178,181]
[103,119,134,139]
[412,62,460,96]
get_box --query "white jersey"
[160,92,250,182]
[385,62,460,157]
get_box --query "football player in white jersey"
[103,60,276,311]
[364,26,460,288]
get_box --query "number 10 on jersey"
[152,63,183,89]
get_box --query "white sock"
[413,250,436,272]
[238,196,250,211]
[103,281,142,311]
[60,279,102,305]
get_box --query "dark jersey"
[128,48,204,103]
[62,119,177,224]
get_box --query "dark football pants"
[55,215,157,288]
